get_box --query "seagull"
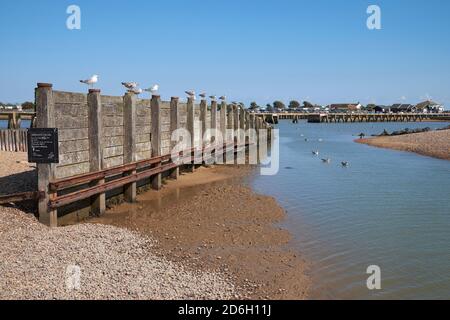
[321,158,331,163]
[80,75,98,88]
[144,84,159,94]
[128,88,143,95]
[209,95,217,101]
[341,161,350,167]
[219,96,226,101]
[312,151,319,156]
[199,93,207,99]
[122,82,139,90]
[185,90,196,100]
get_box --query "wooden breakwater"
[32,83,271,227]
[0,129,28,152]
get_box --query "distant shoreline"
[356,129,450,161]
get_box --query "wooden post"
[170,97,180,179]
[200,99,207,144]
[35,83,57,227]
[123,92,137,202]
[87,89,105,215]
[227,104,234,143]
[240,106,245,145]
[211,100,218,142]
[187,97,195,172]
[220,101,226,144]
[151,95,162,189]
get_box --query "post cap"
[152,95,161,99]
[37,83,53,88]
[89,89,101,93]
[171,97,179,100]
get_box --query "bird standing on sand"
[80,75,98,88]
[144,84,159,95]
[122,82,139,90]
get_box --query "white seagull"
[199,93,207,99]
[209,95,217,101]
[80,75,98,88]
[185,90,196,100]
[144,84,159,94]
[122,82,139,90]
[312,151,319,156]
[321,158,331,163]
[219,96,226,101]
[128,88,143,95]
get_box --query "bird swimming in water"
[312,151,319,156]
[80,75,98,88]
[321,158,331,163]
[341,161,349,167]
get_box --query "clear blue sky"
[1,0,450,107]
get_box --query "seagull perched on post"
[122,82,139,90]
[199,93,207,99]
[144,84,159,95]
[219,96,226,101]
[209,95,217,101]
[79,75,98,88]
[185,90,196,100]
[128,88,143,95]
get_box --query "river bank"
[357,129,450,161]
[0,152,310,299]
[91,165,310,300]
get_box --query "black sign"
[27,128,59,163]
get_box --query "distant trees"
[265,104,274,112]
[288,100,301,109]
[249,102,259,110]
[21,101,35,110]
[303,101,315,109]
[273,101,286,110]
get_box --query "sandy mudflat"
[0,152,36,196]
[92,165,310,300]
[0,151,310,300]
[357,129,450,161]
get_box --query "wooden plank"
[0,191,43,205]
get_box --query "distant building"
[374,105,391,113]
[329,103,362,113]
[391,104,416,113]
[415,100,445,113]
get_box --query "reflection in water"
[251,121,450,299]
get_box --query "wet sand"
[92,165,310,300]
[357,129,450,161]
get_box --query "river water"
[251,121,450,299]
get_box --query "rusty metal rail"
[0,191,44,205]
[48,142,244,210]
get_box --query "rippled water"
[251,121,450,299]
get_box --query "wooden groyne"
[0,129,28,152]
[26,83,271,227]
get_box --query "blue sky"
[1,0,449,107]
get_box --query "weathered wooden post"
[187,97,196,172]
[87,89,105,215]
[123,92,137,201]
[239,106,245,145]
[35,83,57,227]
[233,105,239,131]
[151,95,162,189]
[200,99,208,145]
[211,100,218,144]
[170,97,180,179]
[227,104,234,143]
[220,101,226,144]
